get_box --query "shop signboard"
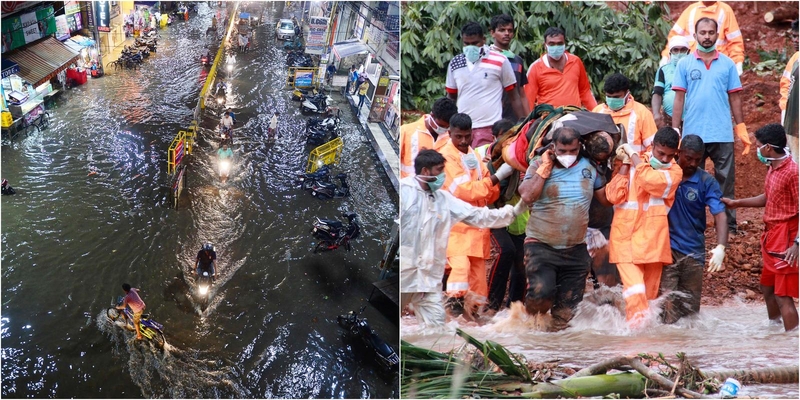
[20,12,40,43]
[35,6,56,37]
[55,15,71,41]
[94,1,111,32]
[305,16,328,55]
[65,1,81,15]
[67,13,83,34]
[294,70,314,88]
[86,2,94,29]
[1,16,26,53]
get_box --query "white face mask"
[462,153,479,169]
[556,154,577,168]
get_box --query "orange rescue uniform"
[440,139,500,303]
[399,115,448,178]
[524,53,597,112]
[606,157,683,323]
[661,1,745,64]
[592,94,658,154]
[780,52,799,112]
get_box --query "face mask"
[606,92,628,111]
[650,157,672,170]
[463,45,482,63]
[670,53,687,65]
[416,173,446,192]
[463,153,479,169]
[556,154,577,168]
[696,42,716,53]
[546,44,565,60]
[427,115,448,136]
[757,144,789,165]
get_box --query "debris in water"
[88,171,97,176]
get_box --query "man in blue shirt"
[652,36,690,129]
[672,17,749,234]
[661,134,729,324]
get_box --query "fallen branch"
[627,357,709,399]
[570,355,632,378]
[700,365,799,385]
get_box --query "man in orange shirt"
[399,98,459,178]
[524,27,597,111]
[660,1,745,75]
[593,73,657,154]
[440,113,515,318]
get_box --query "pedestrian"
[593,72,657,154]
[326,63,336,86]
[446,21,526,149]
[399,97,459,178]
[116,283,146,340]
[356,80,369,114]
[660,134,728,324]
[607,127,682,328]
[439,113,515,319]
[518,127,609,331]
[780,20,799,163]
[346,65,357,96]
[400,149,526,328]
[652,36,691,129]
[722,123,798,332]
[489,14,530,119]
[660,1,745,75]
[672,17,749,234]
[269,112,278,140]
[524,26,597,112]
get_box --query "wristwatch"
[795,236,799,245]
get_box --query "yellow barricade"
[167,131,189,175]
[199,4,239,109]
[306,137,343,173]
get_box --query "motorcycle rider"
[225,108,237,124]
[220,111,234,143]
[217,142,233,183]
[117,283,146,340]
[195,243,217,282]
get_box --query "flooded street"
[403,294,799,398]
[2,3,398,398]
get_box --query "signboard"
[332,75,347,87]
[1,1,40,18]
[294,70,314,88]
[35,7,57,38]
[1,16,25,53]
[305,15,329,55]
[65,1,81,15]
[85,2,94,29]
[67,13,83,34]
[94,1,111,32]
[55,15,70,41]
[20,12,40,43]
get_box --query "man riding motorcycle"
[220,111,234,143]
[195,243,217,281]
[217,142,233,183]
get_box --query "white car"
[276,19,295,40]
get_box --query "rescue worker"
[440,113,515,319]
[400,150,526,327]
[399,97,458,178]
[660,1,745,75]
[593,73,657,155]
[780,20,799,163]
[606,127,683,327]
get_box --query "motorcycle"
[310,173,349,199]
[225,53,235,74]
[306,128,337,148]
[219,124,233,144]
[295,165,331,190]
[306,110,340,134]
[219,158,231,183]
[301,93,333,114]
[215,81,227,106]
[311,212,361,253]
[337,306,399,371]
[106,297,166,347]
[292,87,317,102]
[200,51,211,67]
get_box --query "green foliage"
[401,1,672,111]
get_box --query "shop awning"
[2,59,20,79]
[63,39,84,54]
[5,37,80,87]
[332,39,369,61]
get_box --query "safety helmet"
[203,243,214,251]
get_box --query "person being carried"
[116,283,146,340]
[195,243,217,282]
[722,123,799,331]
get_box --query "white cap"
[668,36,690,51]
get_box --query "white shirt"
[269,115,278,130]
[221,115,233,128]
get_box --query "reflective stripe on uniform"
[623,283,646,298]
[615,201,639,210]
[659,169,673,199]
[446,282,470,291]
[726,29,741,40]
[448,174,471,193]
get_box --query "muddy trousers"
[446,255,488,305]
[506,232,527,306]
[487,228,517,311]
[617,262,664,322]
[658,250,703,324]
[524,241,591,329]
[703,142,736,230]
[401,292,446,327]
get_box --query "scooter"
[306,110,340,134]
[311,212,360,253]
[200,51,211,67]
[301,93,333,114]
[337,305,399,372]
[295,166,331,190]
[310,173,348,199]
[306,128,337,148]
[106,297,166,347]
[215,81,227,106]
[292,87,318,102]
[219,125,233,144]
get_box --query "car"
[276,19,295,40]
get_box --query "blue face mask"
[670,53,687,65]
[606,92,628,111]
[416,173,446,192]
[463,45,482,63]
[546,44,565,60]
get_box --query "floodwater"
[2,3,398,398]
[403,290,800,398]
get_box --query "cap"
[668,36,690,51]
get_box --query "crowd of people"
[400,1,799,332]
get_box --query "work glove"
[735,62,743,76]
[620,143,638,158]
[708,244,726,273]
[536,149,554,179]
[734,123,751,155]
[513,199,529,216]
[615,146,631,164]
[659,55,669,67]
[495,163,515,181]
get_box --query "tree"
[401,1,672,112]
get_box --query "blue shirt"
[653,62,677,116]
[525,157,604,249]
[672,50,742,143]
[668,169,726,262]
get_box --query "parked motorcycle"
[337,305,399,372]
[292,87,318,102]
[106,297,166,347]
[295,166,331,190]
[311,173,349,199]
[306,110,341,134]
[311,212,361,253]
[301,93,333,114]
[306,128,338,148]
